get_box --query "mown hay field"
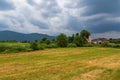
[0,47,120,80]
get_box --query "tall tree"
[80,30,90,44]
[56,33,68,47]
[68,34,75,43]
[73,33,80,46]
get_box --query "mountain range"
[0,31,55,41]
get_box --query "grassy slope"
[0,47,120,80]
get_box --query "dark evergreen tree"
[56,33,68,47]
[80,30,90,41]
[73,33,81,47]
[80,30,90,44]
[68,34,75,43]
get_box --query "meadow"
[0,42,31,53]
[0,47,120,80]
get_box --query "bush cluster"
[46,43,58,48]
[67,43,77,47]
[99,42,120,48]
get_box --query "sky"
[0,0,120,38]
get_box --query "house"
[86,36,92,43]
[92,38,108,44]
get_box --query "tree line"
[1,29,120,53]
[30,30,91,50]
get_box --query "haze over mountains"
[0,31,55,41]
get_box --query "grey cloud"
[27,0,61,18]
[30,19,49,29]
[87,21,120,33]
[0,0,14,10]
[81,0,120,16]
[0,22,8,28]
[27,0,35,5]
[65,16,83,31]
[76,0,120,34]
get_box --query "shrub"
[83,43,94,47]
[30,42,39,51]
[0,44,9,52]
[15,45,30,52]
[7,46,27,53]
[112,44,120,48]
[38,43,47,50]
[67,43,77,47]
[47,43,58,48]
[101,42,109,47]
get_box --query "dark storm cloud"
[66,17,83,31]
[81,0,120,16]
[87,21,120,33]
[80,0,120,34]
[0,0,14,10]
[65,0,120,34]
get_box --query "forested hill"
[0,31,55,41]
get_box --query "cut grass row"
[0,47,120,80]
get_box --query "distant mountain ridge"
[0,31,55,41]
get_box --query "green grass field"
[0,42,31,53]
[0,47,120,80]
